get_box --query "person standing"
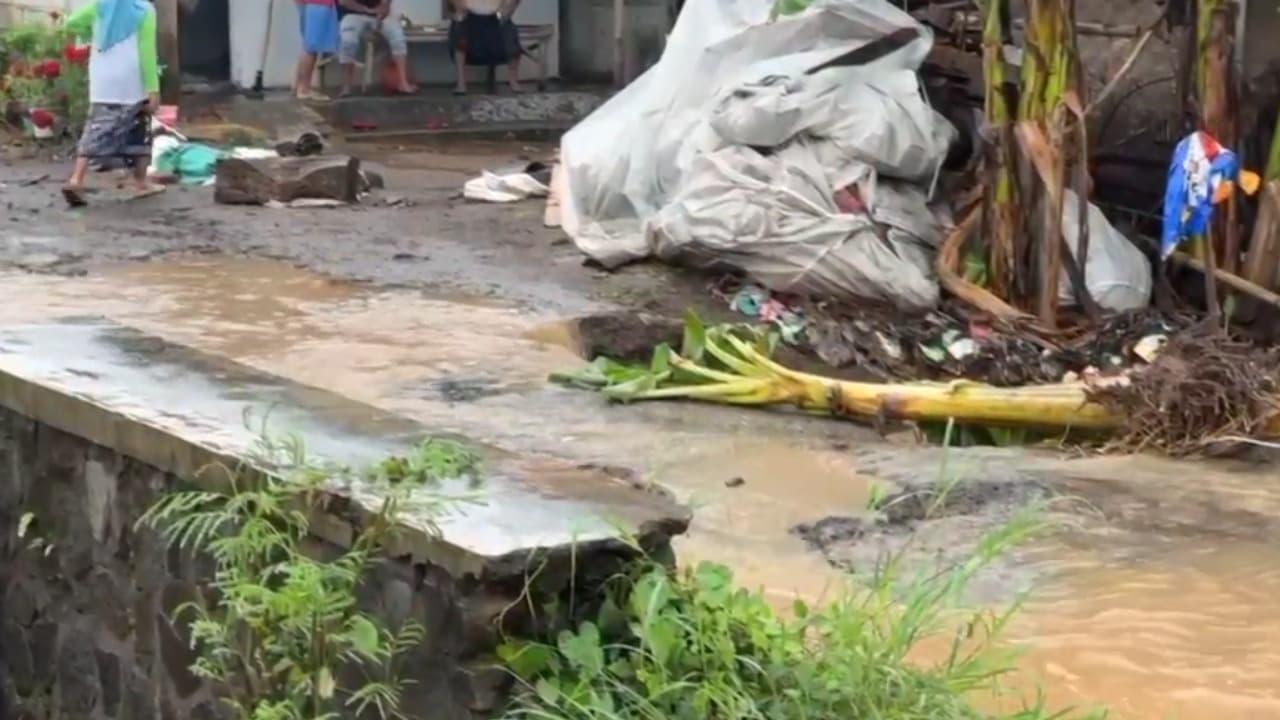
[61,0,164,206]
[294,0,340,100]
[336,0,417,96]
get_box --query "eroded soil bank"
[3,145,1280,719]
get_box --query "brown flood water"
[3,256,1280,719]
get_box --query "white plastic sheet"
[558,0,957,310]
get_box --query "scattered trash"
[266,198,348,209]
[275,131,325,158]
[945,334,979,361]
[152,139,225,185]
[1161,130,1260,260]
[725,477,746,488]
[1132,334,1167,364]
[720,281,807,344]
[463,162,552,203]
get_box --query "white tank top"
[466,0,502,15]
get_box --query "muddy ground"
[2,142,1278,568]
[0,143,713,317]
[6,139,1280,716]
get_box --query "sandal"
[130,184,167,201]
[61,185,88,208]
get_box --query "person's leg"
[295,5,313,95]
[503,19,522,92]
[64,157,90,195]
[295,51,318,97]
[380,20,416,93]
[63,104,101,205]
[126,103,164,196]
[338,14,367,96]
[450,14,468,94]
[296,4,336,99]
[507,54,522,92]
[454,48,468,93]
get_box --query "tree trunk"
[155,0,182,105]
[214,156,361,206]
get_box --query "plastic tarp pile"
[559,0,957,310]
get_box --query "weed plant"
[498,423,1105,720]
[139,427,480,720]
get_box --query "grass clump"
[499,469,1102,720]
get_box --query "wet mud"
[4,146,1280,719]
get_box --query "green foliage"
[1,20,90,130]
[498,444,1105,720]
[549,311,783,404]
[138,432,481,720]
[370,437,481,486]
[1,21,69,60]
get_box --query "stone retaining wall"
[0,317,685,720]
[0,405,658,720]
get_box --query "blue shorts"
[298,3,339,55]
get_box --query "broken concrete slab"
[0,318,690,576]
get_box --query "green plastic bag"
[773,0,813,16]
[155,142,226,184]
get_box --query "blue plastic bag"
[1160,131,1259,259]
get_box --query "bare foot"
[61,184,88,207]
[395,83,418,94]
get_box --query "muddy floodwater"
[4,256,1280,719]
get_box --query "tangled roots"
[1093,323,1280,455]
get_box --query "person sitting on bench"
[337,0,417,95]
[448,0,522,95]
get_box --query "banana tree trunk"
[981,0,1019,299]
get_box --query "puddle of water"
[1006,535,1280,720]
[4,257,1280,720]
[655,441,877,605]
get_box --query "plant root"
[1093,322,1280,455]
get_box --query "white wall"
[0,0,75,27]
[228,0,559,91]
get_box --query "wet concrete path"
[3,146,1280,719]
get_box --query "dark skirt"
[449,12,519,66]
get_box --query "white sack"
[1058,190,1152,312]
[560,0,951,273]
[464,171,550,204]
[648,144,941,309]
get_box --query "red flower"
[41,60,62,78]
[65,44,91,65]
[29,109,55,129]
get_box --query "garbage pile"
[547,0,1280,455]
[556,0,1154,317]
[559,0,956,311]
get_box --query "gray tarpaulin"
[558,0,956,310]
